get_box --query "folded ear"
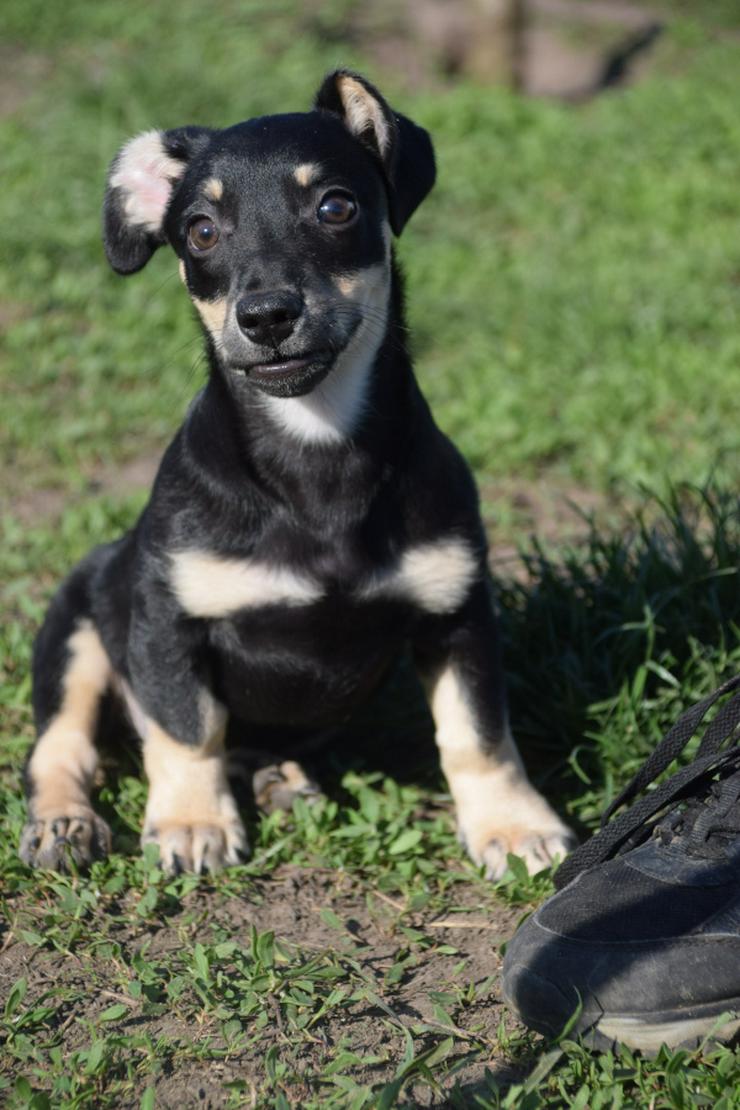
[314,70,436,236]
[103,126,213,275]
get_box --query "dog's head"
[103,71,435,409]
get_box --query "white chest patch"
[170,537,478,620]
[359,537,479,615]
[170,551,324,617]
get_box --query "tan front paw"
[19,809,111,871]
[141,817,248,874]
[462,821,577,880]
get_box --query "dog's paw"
[461,822,577,881]
[19,810,111,871]
[252,760,322,814]
[141,817,248,874]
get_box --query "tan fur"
[178,259,186,285]
[336,75,392,158]
[26,621,110,819]
[191,295,228,339]
[361,537,479,614]
[293,163,320,187]
[141,719,246,871]
[333,272,360,297]
[170,550,323,617]
[427,665,574,878]
[202,176,224,202]
[252,760,320,813]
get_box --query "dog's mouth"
[240,349,335,397]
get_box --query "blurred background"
[1,0,739,538]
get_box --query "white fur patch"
[427,665,575,878]
[361,538,479,614]
[294,163,320,187]
[260,256,390,445]
[337,75,392,159]
[110,130,186,234]
[170,550,324,617]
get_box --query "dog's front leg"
[414,582,575,878]
[126,610,247,874]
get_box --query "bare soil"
[1,868,527,1106]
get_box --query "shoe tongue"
[657,766,740,862]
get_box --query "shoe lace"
[554,672,740,889]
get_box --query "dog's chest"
[168,535,477,620]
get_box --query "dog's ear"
[103,126,213,275]
[314,70,435,235]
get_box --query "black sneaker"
[502,673,740,1053]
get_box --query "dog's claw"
[19,812,111,871]
[141,819,248,875]
[479,829,578,880]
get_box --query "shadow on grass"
[306,484,740,821]
[500,484,740,811]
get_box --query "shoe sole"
[503,982,740,1054]
[594,1008,740,1053]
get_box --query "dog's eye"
[187,217,220,252]
[317,192,358,226]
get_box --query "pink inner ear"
[125,160,173,228]
[111,132,185,233]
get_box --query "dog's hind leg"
[20,559,113,870]
[251,761,322,814]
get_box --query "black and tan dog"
[20,71,574,878]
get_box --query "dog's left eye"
[317,192,358,226]
[187,217,220,252]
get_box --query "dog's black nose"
[236,291,303,344]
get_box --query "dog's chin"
[237,352,335,398]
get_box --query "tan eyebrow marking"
[333,273,360,297]
[293,163,320,187]
[202,177,224,202]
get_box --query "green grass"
[2,1,740,496]
[2,0,740,1105]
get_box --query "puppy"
[20,71,574,878]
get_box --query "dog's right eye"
[317,191,358,226]
[187,217,220,253]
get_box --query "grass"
[2,0,740,1106]
[2,487,738,1106]
[2,2,740,497]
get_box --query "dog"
[20,70,574,878]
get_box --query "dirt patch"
[315,0,664,97]
[6,451,162,525]
[1,868,529,1105]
